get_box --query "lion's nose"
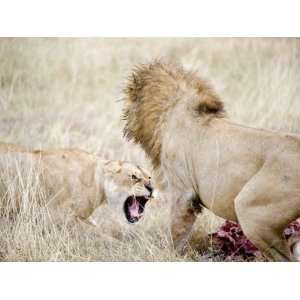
[145,183,153,196]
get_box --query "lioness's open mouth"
[123,195,150,223]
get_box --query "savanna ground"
[0,38,299,261]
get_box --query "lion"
[123,61,300,261]
[0,142,153,225]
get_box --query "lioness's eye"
[131,174,139,181]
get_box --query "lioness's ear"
[104,160,122,174]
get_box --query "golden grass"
[0,38,299,261]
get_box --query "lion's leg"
[170,192,202,253]
[235,201,293,261]
[234,175,300,261]
[236,216,290,261]
[287,236,300,261]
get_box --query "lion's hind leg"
[234,171,300,261]
[236,200,291,261]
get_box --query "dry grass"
[0,38,299,261]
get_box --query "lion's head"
[122,61,225,169]
[103,160,153,223]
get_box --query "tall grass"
[0,38,299,261]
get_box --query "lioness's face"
[104,161,153,223]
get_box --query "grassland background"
[0,38,299,261]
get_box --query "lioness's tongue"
[129,198,140,218]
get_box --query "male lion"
[123,61,300,261]
[0,142,153,224]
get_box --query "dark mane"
[123,61,226,168]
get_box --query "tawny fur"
[123,61,224,169]
[0,142,152,225]
[123,61,300,261]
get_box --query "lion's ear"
[104,160,122,174]
[195,88,224,115]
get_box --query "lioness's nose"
[145,183,153,196]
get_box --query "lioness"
[123,61,300,261]
[0,142,153,224]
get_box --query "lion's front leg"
[170,192,202,253]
